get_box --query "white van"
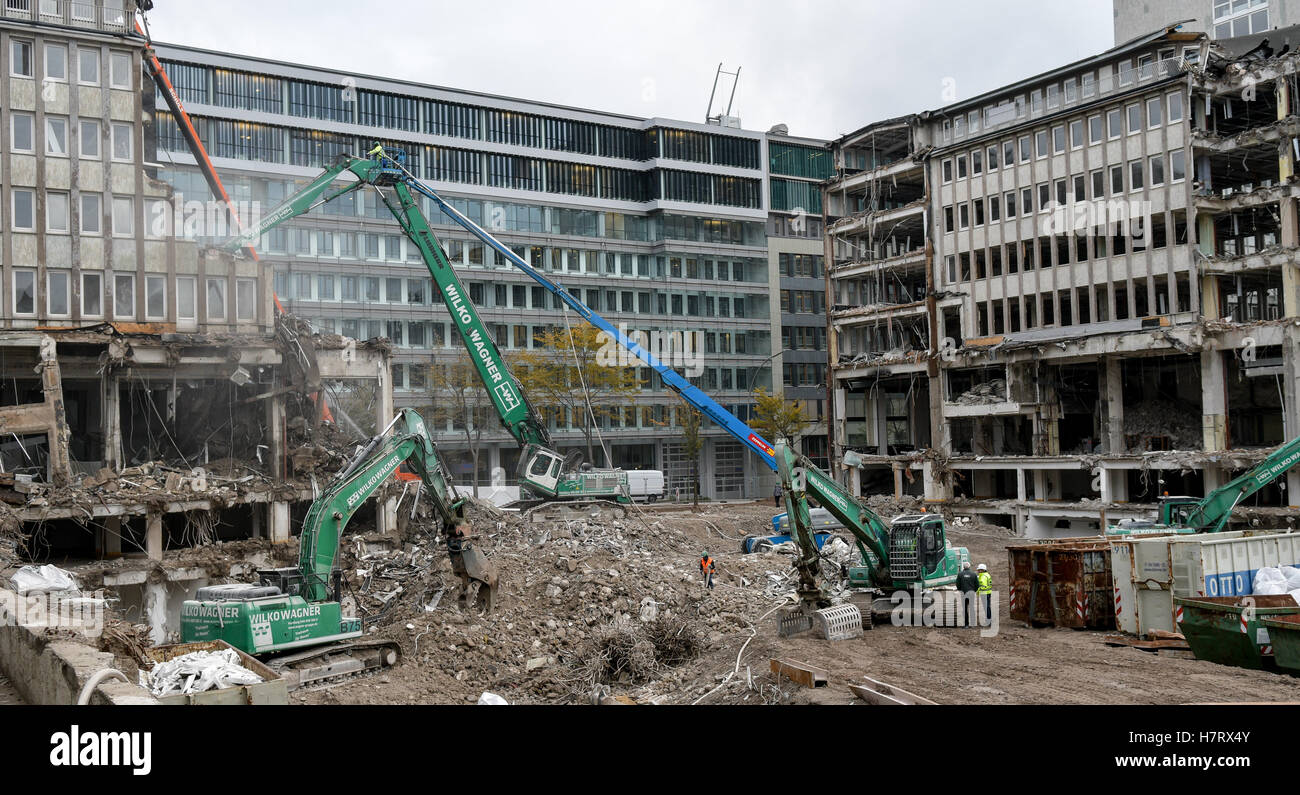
[625,470,666,503]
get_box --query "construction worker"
[976,563,993,625]
[773,483,782,507]
[956,561,979,627]
[700,552,716,590]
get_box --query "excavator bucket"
[448,536,498,613]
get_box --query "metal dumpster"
[1259,613,1300,674]
[1175,595,1300,671]
[143,640,288,705]
[1008,538,1115,629]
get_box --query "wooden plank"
[857,675,936,705]
[770,658,828,689]
[849,684,909,705]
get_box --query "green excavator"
[180,409,496,687]
[223,147,631,521]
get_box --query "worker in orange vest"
[700,552,716,590]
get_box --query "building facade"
[1114,0,1295,45]
[825,25,1300,536]
[148,42,788,499]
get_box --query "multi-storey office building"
[825,24,1300,536]
[1113,0,1294,45]
[148,42,781,499]
[767,127,832,468]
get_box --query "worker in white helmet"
[976,563,993,626]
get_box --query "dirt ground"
[288,500,1300,706]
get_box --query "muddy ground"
[288,500,1300,706]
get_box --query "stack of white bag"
[1251,565,1300,606]
[141,648,263,697]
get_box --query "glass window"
[1018,135,1030,162]
[77,48,98,84]
[1171,149,1186,182]
[1088,115,1103,144]
[1107,108,1122,139]
[112,197,133,236]
[1150,155,1165,185]
[1168,92,1184,123]
[44,43,66,82]
[79,120,100,158]
[1035,130,1048,158]
[145,275,166,319]
[45,116,67,156]
[942,159,952,183]
[1003,140,1014,168]
[237,279,256,320]
[11,39,32,77]
[1111,165,1124,194]
[13,270,35,315]
[1069,120,1083,149]
[109,51,131,89]
[12,112,33,152]
[1130,160,1144,191]
[111,122,132,161]
[1127,103,1142,134]
[113,274,135,319]
[207,278,227,320]
[1147,97,1163,128]
[46,191,68,232]
[82,272,102,316]
[12,188,34,230]
[80,193,101,234]
[176,276,196,320]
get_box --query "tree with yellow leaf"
[753,387,809,447]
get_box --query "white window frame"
[77,47,99,85]
[46,190,69,233]
[113,273,135,320]
[11,188,35,231]
[1150,154,1165,186]
[1170,149,1187,183]
[1088,114,1103,145]
[79,120,100,159]
[45,115,68,157]
[112,196,134,237]
[82,272,103,317]
[1126,103,1142,135]
[1167,92,1184,123]
[13,269,36,316]
[206,277,227,321]
[236,278,256,321]
[1069,119,1084,150]
[144,274,166,320]
[176,276,197,325]
[941,158,952,184]
[1107,108,1122,140]
[79,192,102,235]
[11,112,34,153]
[43,42,67,83]
[109,51,132,89]
[46,270,70,317]
[110,122,133,162]
[10,38,32,78]
[1147,97,1163,129]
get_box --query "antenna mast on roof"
[705,63,742,128]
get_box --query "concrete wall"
[0,588,156,705]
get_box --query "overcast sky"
[147,0,1116,141]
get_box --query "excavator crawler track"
[520,499,628,524]
[269,639,402,691]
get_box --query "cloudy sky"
[146,0,1116,140]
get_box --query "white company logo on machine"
[494,381,521,412]
[890,585,1000,638]
[1257,449,1300,485]
[50,725,151,776]
[179,602,240,620]
[346,454,404,508]
[248,603,325,647]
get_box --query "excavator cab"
[520,444,565,497]
[888,514,952,587]
[1158,496,1199,527]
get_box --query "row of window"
[941,92,1184,184]
[779,253,823,279]
[9,38,132,87]
[278,270,757,317]
[968,277,1192,337]
[8,113,132,160]
[782,325,825,351]
[942,150,1187,233]
[941,47,1196,143]
[781,289,825,314]
[945,212,1188,283]
[7,187,145,236]
[783,363,826,388]
[9,269,256,322]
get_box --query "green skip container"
[1174,595,1300,671]
[1259,613,1300,675]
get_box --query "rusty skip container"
[143,640,288,705]
[1175,595,1300,670]
[1008,538,1115,629]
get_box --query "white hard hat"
[977,564,988,571]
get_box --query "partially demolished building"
[824,25,1300,536]
[0,3,392,635]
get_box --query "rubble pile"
[952,379,1007,405]
[1122,400,1202,451]
[307,500,822,704]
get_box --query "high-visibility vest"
[701,557,714,574]
[977,572,993,594]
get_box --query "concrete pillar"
[923,460,951,503]
[101,373,123,472]
[1200,349,1228,452]
[1110,470,1129,503]
[848,465,861,498]
[1202,467,1224,494]
[146,512,163,562]
[1016,468,1027,502]
[97,516,122,560]
[375,362,396,535]
[270,501,291,544]
[893,465,904,500]
[144,582,168,645]
[1098,466,1111,504]
[251,503,263,540]
[1033,470,1049,501]
[267,394,285,481]
[1102,357,1125,453]
[1275,80,1300,317]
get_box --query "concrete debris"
[9,564,79,595]
[141,648,263,697]
[1122,400,1202,451]
[952,379,1007,405]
